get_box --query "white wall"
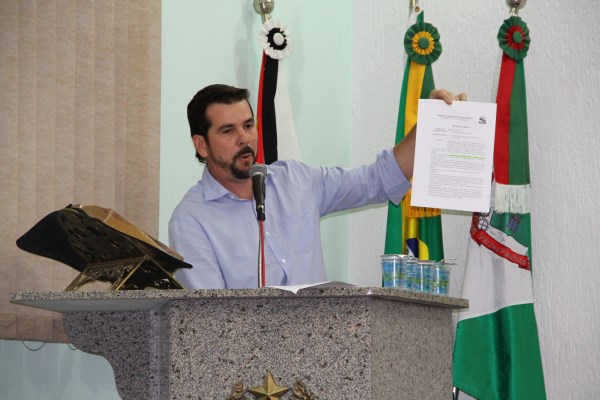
[351,0,600,398]
[0,340,119,399]
[3,1,598,398]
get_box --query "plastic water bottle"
[381,254,412,289]
[431,262,450,296]
[412,260,434,293]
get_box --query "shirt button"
[281,258,286,263]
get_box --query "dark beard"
[230,146,256,179]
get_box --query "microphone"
[249,164,267,221]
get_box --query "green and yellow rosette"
[498,16,530,60]
[403,21,442,65]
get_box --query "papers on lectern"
[269,281,355,294]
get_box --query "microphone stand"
[250,164,267,288]
[257,219,266,287]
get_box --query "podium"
[11,286,467,399]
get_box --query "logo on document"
[478,116,487,124]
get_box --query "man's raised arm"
[393,89,468,178]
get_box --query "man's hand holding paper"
[411,98,497,212]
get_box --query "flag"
[256,19,301,164]
[452,16,547,400]
[384,11,444,261]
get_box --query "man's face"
[194,100,258,182]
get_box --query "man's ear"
[192,134,208,159]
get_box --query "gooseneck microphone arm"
[249,164,267,286]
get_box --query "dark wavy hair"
[187,84,253,163]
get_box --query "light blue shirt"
[169,148,410,289]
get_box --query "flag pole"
[253,0,274,22]
[506,0,528,15]
[252,0,275,287]
[452,386,460,400]
[409,0,421,14]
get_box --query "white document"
[411,99,497,212]
[268,281,356,294]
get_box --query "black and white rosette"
[259,20,292,60]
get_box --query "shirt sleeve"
[317,148,411,216]
[169,215,226,289]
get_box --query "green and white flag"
[452,16,546,400]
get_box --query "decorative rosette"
[497,16,530,60]
[259,19,292,60]
[403,21,442,65]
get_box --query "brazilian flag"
[384,11,444,261]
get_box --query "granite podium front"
[11,286,468,399]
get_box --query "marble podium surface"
[11,286,467,400]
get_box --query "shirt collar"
[201,165,275,201]
[201,167,231,201]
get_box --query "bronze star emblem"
[247,371,290,400]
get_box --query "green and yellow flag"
[384,11,443,260]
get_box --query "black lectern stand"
[16,204,190,291]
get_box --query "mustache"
[234,146,255,160]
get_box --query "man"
[169,84,463,289]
